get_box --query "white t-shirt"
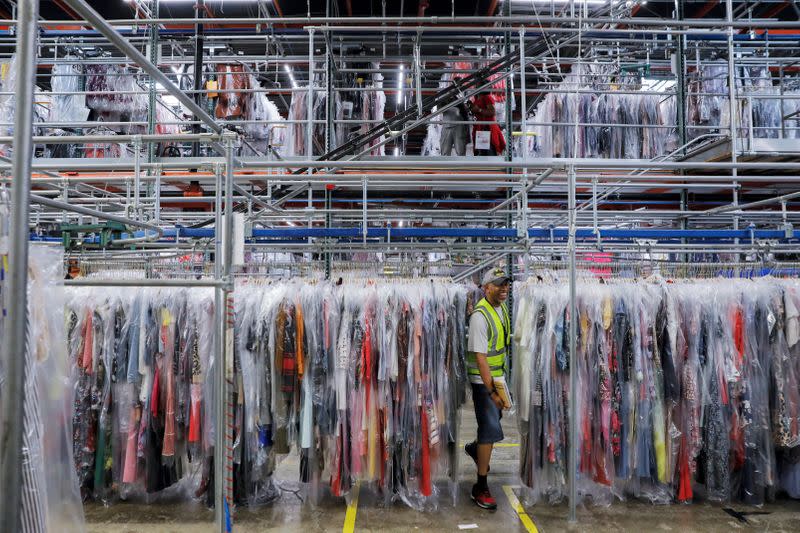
[468,304,505,385]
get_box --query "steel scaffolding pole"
[213,160,225,533]
[567,164,578,523]
[223,136,236,530]
[0,1,39,531]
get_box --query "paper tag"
[475,130,491,151]
[342,101,354,118]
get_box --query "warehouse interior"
[1,0,800,532]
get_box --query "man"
[470,93,506,156]
[439,102,469,156]
[465,267,511,509]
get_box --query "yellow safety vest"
[467,298,510,378]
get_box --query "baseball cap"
[481,267,511,286]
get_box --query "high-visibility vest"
[467,298,510,378]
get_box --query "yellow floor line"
[502,485,539,533]
[342,481,361,533]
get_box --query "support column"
[192,0,205,158]
[567,164,578,523]
[0,2,39,530]
[674,0,689,263]
[213,161,225,533]
[147,1,159,165]
[725,0,741,263]
[504,0,514,376]
[307,29,315,159]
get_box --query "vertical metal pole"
[213,162,225,533]
[362,176,368,245]
[674,0,689,263]
[154,164,161,224]
[504,0,514,375]
[192,0,205,158]
[147,2,159,165]
[325,187,332,279]
[308,184,313,246]
[0,4,38,531]
[779,65,786,139]
[307,29,315,250]
[133,136,141,220]
[222,138,235,526]
[306,29,315,159]
[725,0,741,262]
[324,1,333,278]
[519,29,529,277]
[567,164,578,523]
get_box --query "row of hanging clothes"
[336,62,387,157]
[512,276,800,506]
[65,279,469,510]
[0,245,85,533]
[286,86,345,157]
[214,64,288,157]
[234,279,468,509]
[0,55,56,158]
[46,59,292,159]
[687,63,800,141]
[66,287,217,503]
[520,64,677,160]
[44,58,184,158]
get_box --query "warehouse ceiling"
[1,0,798,229]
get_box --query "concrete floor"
[84,405,800,533]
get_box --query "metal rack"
[0,0,798,531]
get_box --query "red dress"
[471,94,506,154]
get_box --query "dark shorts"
[471,383,504,444]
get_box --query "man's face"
[484,280,510,304]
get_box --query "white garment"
[785,289,799,348]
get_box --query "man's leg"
[477,443,493,476]
[454,125,468,156]
[440,127,454,156]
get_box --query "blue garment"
[126,298,140,383]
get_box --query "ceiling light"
[509,0,607,4]
[397,64,404,105]
[156,1,268,3]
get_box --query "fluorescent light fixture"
[156,1,268,3]
[509,0,607,4]
[397,64,404,105]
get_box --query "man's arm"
[476,352,504,409]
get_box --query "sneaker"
[464,441,489,473]
[471,484,498,510]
